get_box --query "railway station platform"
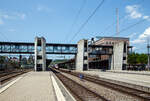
[0,71,75,101]
[107,70,150,75]
[79,70,150,92]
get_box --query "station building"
[88,37,130,70]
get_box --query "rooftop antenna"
[116,8,119,37]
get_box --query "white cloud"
[2,14,9,19]
[143,15,150,21]
[0,11,15,20]
[126,5,142,19]
[125,5,150,21]
[139,27,150,39]
[37,5,51,12]
[132,46,138,51]
[37,5,49,11]
[143,16,149,19]
[128,33,137,38]
[8,28,16,32]
[0,10,26,20]
[131,39,145,44]
[0,10,26,25]
[131,27,150,44]
[16,13,26,20]
[37,5,43,11]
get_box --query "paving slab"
[0,71,56,101]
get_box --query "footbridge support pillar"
[111,41,127,70]
[34,37,46,71]
[76,39,89,71]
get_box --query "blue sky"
[0,0,150,53]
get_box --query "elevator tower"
[34,37,46,71]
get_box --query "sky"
[0,0,150,53]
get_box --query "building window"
[84,41,87,47]
[123,57,126,60]
[84,56,88,60]
[124,43,127,53]
[37,55,42,59]
[84,47,87,52]
[83,64,87,70]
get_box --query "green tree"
[128,53,138,64]
[128,53,148,64]
[0,56,6,64]
[138,54,147,64]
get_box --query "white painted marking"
[51,75,66,101]
[53,74,76,101]
[0,77,22,94]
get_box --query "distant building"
[21,57,27,64]
[28,55,34,64]
[11,57,19,62]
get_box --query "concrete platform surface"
[0,71,56,101]
[81,70,150,88]
[107,70,150,75]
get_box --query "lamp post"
[147,38,150,70]
[145,34,150,70]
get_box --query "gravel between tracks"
[55,72,106,101]
[61,72,140,101]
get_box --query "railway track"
[57,68,150,101]
[0,69,30,84]
[0,70,22,77]
[52,69,108,101]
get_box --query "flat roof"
[95,37,129,43]
[97,37,129,40]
